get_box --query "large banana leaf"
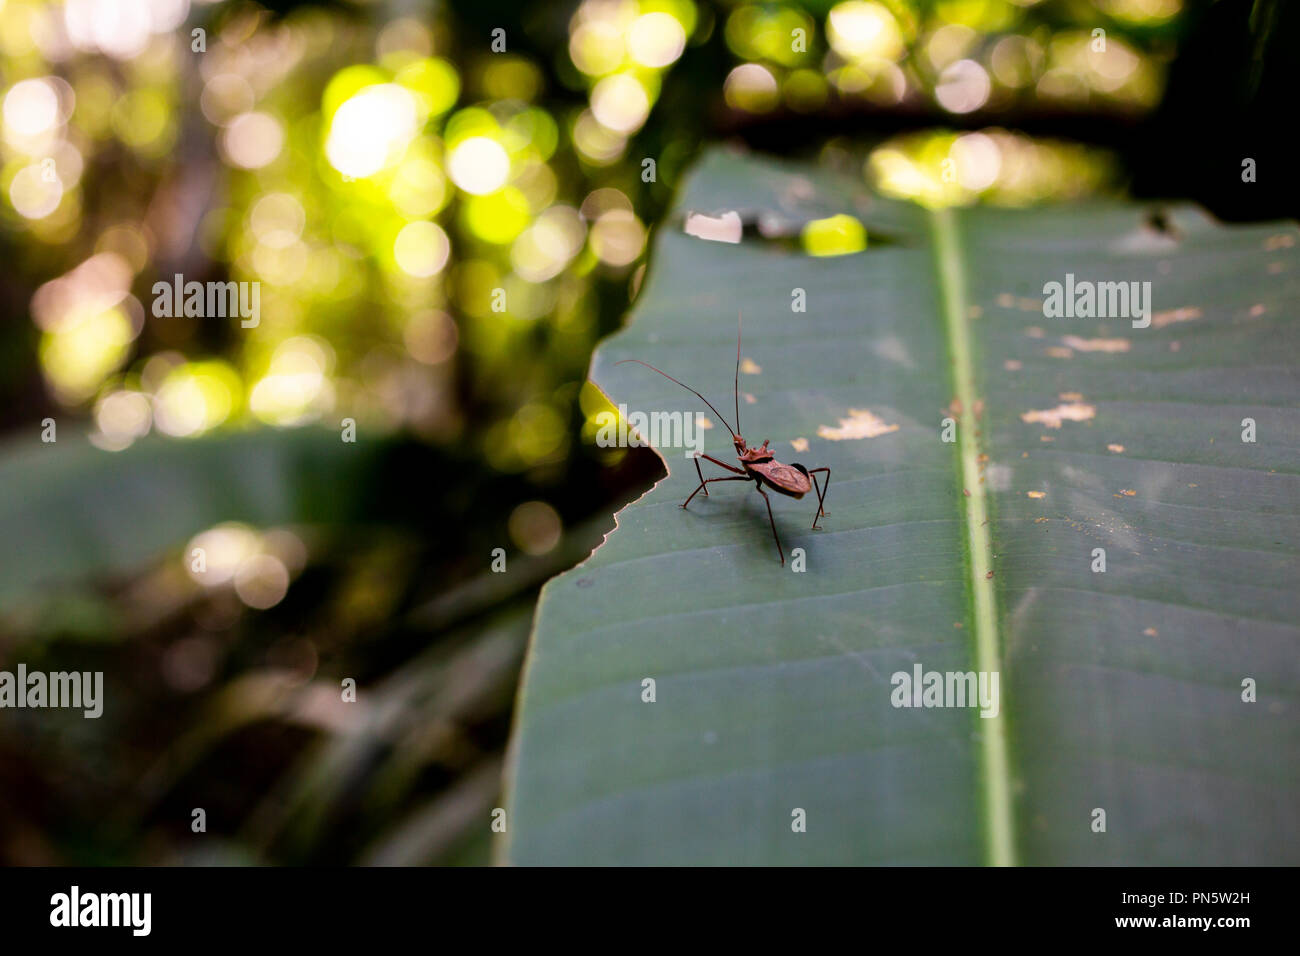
[503,150,1300,865]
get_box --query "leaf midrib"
[930,206,1017,867]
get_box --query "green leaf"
[504,150,1300,865]
[0,428,411,612]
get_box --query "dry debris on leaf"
[817,408,899,440]
[1021,402,1096,429]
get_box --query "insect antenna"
[735,312,742,438]
[614,358,738,438]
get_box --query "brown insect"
[616,316,830,565]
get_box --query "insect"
[616,316,830,565]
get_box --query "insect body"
[616,316,830,566]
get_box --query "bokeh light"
[628,13,687,68]
[827,2,904,61]
[588,210,646,267]
[590,74,651,134]
[325,84,419,179]
[936,60,992,113]
[725,63,780,112]
[447,136,510,195]
[234,553,291,610]
[508,500,563,555]
[4,78,61,138]
[394,221,451,277]
[221,112,285,169]
[92,389,152,451]
[249,337,336,427]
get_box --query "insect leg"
[697,454,745,474]
[807,466,831,527]
[682,454,747,508]
[682,475,747,509]
[755,485,785,565]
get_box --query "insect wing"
[750,460,812,497]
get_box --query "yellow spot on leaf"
[817,408,899,440]
[1108,443,1125,453]
[800,214,866,256]
[1062,336,1130,353]
[740,358,762,374]
[698,416,713,430]
[1045,346,1074,359]
[1027,490,1045,499]
[1152,306,1202,328]
[1021,402,1096,429]
[743,392,756,404]
[790,437,809,452]
[1143,627,1159,637]
[1004,359,1022,371]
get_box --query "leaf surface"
[504,150,1300,865]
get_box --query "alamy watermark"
[891,664,999,718]
[595,404,706,458]
[0,665,103,718]
[1042,273,1152,328]
[152,274,260,328]
[50,886,150,936]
